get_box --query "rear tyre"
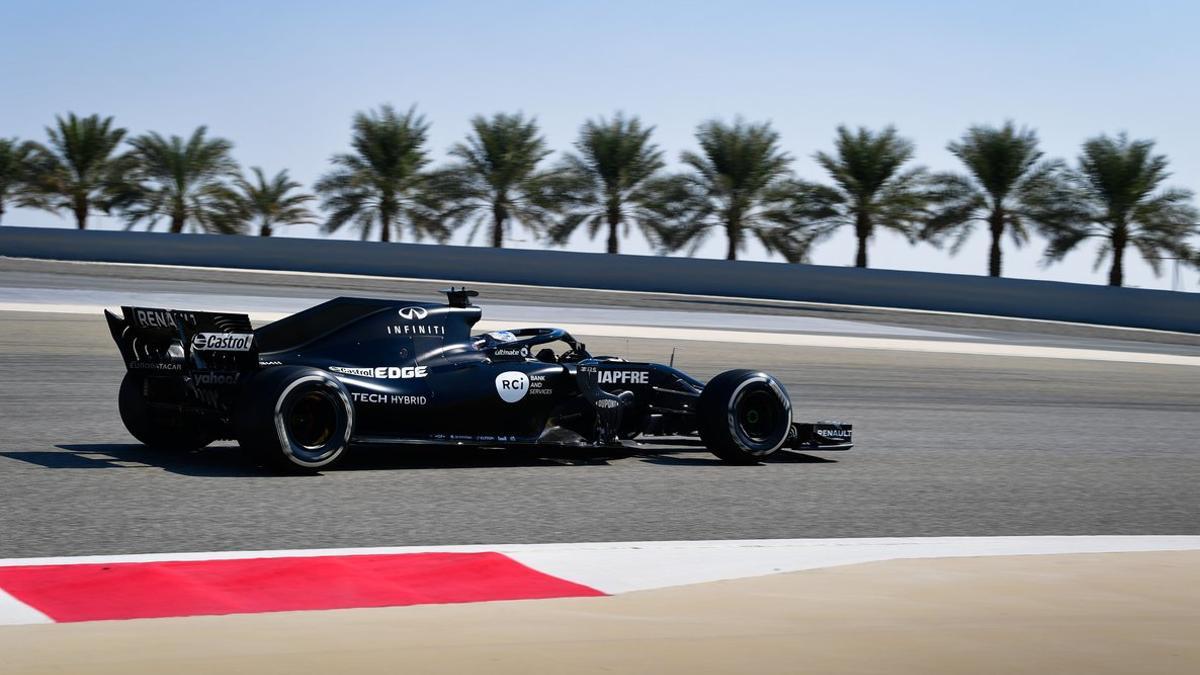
[118,373,213,450]
[236,366,353,472]
[697,369,792,464]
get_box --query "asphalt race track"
[1,258,1198,557]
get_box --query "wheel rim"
[286,389,339,459]
[736,388,780,443]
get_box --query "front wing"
[631,420,853,454]
[786,421,854,451]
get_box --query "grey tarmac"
[1,300,1197,557]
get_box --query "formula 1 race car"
[105,289,852,471]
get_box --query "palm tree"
[660,118,829,261]
[549,114,666,254]
[227,168,316,236]
[314,105,444,243]
[810,125,932,268]
[1040,133,1199,287]
[923,122,1079,277]
[121,127,242,234]
[436,112,559,248]
[24,113,131,229]
[0,138,36,225]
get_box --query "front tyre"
[236,367,354,472]
[698,369,792,464]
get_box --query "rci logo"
[398,306,429,321]
[495,371,530,403]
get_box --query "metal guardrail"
[1,226,1197,333]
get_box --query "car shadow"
[1,443,833,477]
[334,445,625,471]
[0,443,634,477]
[0,444,269,477]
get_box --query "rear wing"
[104,306,258,375]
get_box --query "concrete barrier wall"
[2,226,1196,332]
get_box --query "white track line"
[475,321,1200,367]
[0,302,288,322]
[2,301,1197,367]
[2,536,1198,597]
[0,302,125,317]
[9,256,1197,338]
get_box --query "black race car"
[106,289,852,471]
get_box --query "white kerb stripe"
[0,589,53,625]
[501,535,1200,593]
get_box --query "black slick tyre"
[235,366,354,472]
[697,369,793,464]
[118,372,213,450]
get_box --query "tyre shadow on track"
[0,444,832,477]
[638,452,837,466]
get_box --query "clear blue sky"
[2,0,1197,289]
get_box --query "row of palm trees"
[1,108,1197,287]
[0,114,316,237]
